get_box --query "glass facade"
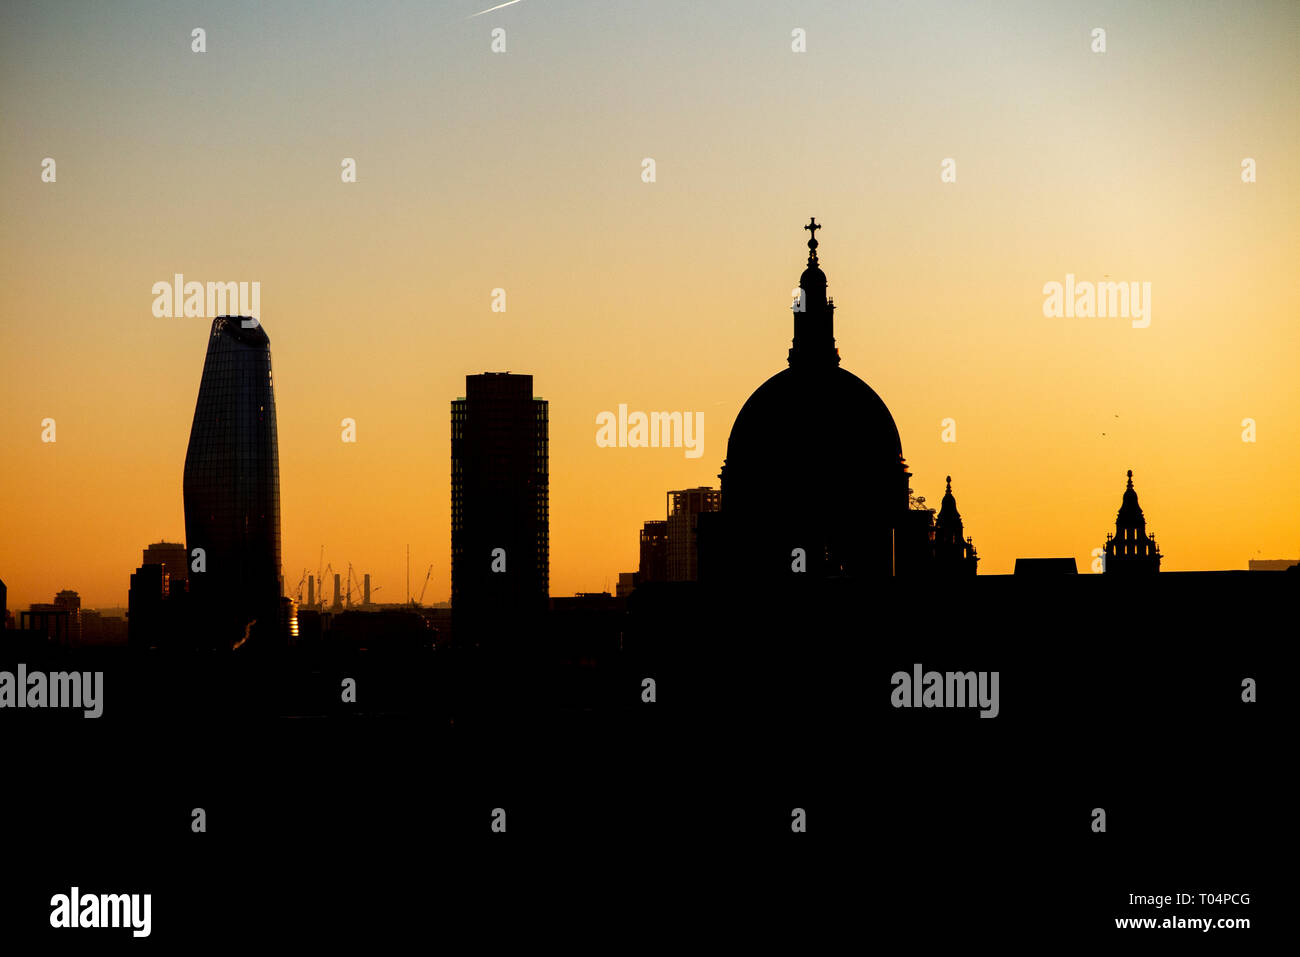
[182,317,282,646]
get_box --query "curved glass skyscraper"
[183,316,282,647]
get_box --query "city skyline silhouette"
[5,220,1296,652]
[4,5,1298,613]
[5,218,1297,614]
[0,3,1288,945]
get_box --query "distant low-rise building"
[53,590,81,645]
[666,488,721,582]
[639,520,668,583]
[616,572,637,598]
[81,609,128,645]
[128,563,170,650]
[1014,558,1078,576]
[21,604,70,644]
[143,541,188,585]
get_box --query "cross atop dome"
[804,217,821,264]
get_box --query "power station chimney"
[363,573,371,606]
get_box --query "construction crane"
[294,569,308,602]
[316,546,326,608]
[416,564,433,606]
[322,562,336,608]
[346,562,361,608]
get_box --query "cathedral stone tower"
[933,476,979,575]
[1103,469,1162,574]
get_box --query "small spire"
[1126,469,1134,489]
[788,217,838,368]
[936,474,961,528]
[804,217,820,266]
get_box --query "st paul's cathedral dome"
[715,219,919,579]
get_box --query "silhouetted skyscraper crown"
[182,316,282,646]
[451,373,549,645]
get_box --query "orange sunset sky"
[2,0,1298,612]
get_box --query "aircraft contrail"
[468,0,527,18]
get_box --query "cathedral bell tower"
[933,476,979,575]
[1103,469,1162,573]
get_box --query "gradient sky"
[2,0,1298,611]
